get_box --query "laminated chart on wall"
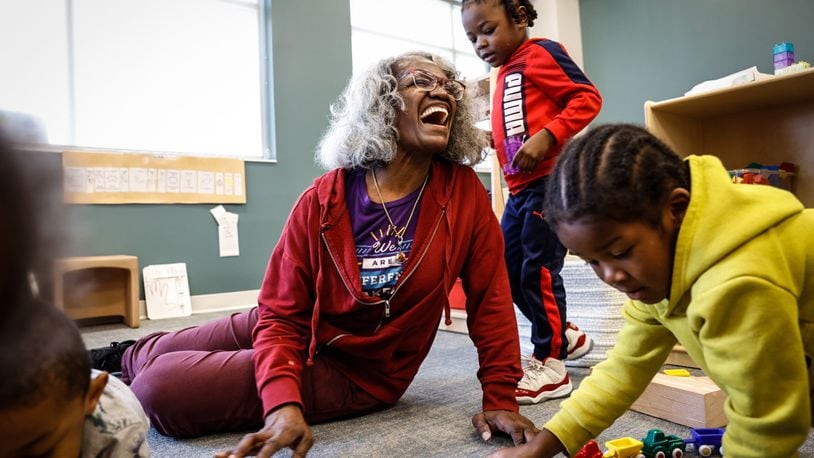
[62,151,246,204]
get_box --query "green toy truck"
[641,428,685,458]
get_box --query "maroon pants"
[122,308,385,438]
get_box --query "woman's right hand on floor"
[215,404,313,458]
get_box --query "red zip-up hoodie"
[252,160,522,418]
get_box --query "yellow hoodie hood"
[667,155,803,312]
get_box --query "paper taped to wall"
[210,205,240,257]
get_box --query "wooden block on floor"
[665,344,701,368]
[630,373,727,428]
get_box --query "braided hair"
[461,0,538,27]
[544,123,691,230]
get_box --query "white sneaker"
[565,321,593,360]
[515,356,572,404]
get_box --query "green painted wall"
[69,1,814,297]
[67,1,353,296]
[580,0,814,124]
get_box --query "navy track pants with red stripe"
[501,177,568,361]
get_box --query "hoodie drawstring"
[307,226,330,366]
[306,299,320,367]
[442,206,453,326]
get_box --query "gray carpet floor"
[81,311,814,457]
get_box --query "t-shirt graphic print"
[346,169,422,299]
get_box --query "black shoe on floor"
[89,340,136,373]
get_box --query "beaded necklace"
[371,169,429,263]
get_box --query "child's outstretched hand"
[511,129,555,173]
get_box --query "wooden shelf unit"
[645,68,814,206]
[54,255,140,328]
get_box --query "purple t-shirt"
[345,168,423,299]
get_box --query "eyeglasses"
[401,69,466,101]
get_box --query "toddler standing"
[462,0,602,404]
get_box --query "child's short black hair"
[544,123,691,230]
[462,0,538,27]
[0,298,91,409]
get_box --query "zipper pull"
[384,300,391,318]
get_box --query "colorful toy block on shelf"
[641,429,685,458]
[773,41,795,54]
[683,428,725,457]
[603,437,645,458]
[773,42,795,71]
[729,162,796,191]
[575,439,603,458]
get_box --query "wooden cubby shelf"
[54,255,140,328]
[645,68,814,206]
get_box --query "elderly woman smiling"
[92,51,534,456]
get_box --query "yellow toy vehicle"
[603,437,646,458]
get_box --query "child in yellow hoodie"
[494,123,813,457]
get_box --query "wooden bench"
[54,255,140,328]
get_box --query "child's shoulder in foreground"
[83,370,150,458]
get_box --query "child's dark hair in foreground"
[491,123,814,457]
[0,298,102,457]
[0,300,90,405]
[0,131,150,457]
[0,299,150,457]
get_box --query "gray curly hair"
[315,51,487,170]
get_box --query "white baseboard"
[439,309,468,334]
[140,291,468,331]
[139,289,259,319]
